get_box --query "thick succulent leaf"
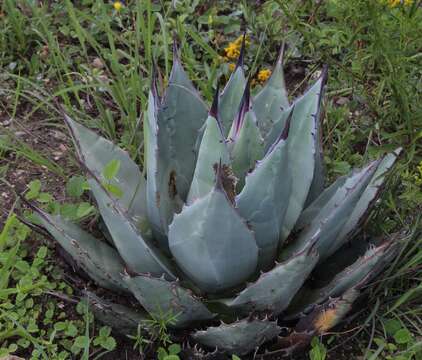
[157,58,209,199]
[294,174,347,232]
[287,236,399,318]
[236,127,291,269]
[181,345,225,360]
[305,115,325,206]
[280,72,328,241]
[333,148,402,250]
[279,288,359,355]
[230,115,264,187]
[222,246,319,316]
[89,179,176,279]
[281,160,379,262]
[219,41,247,136]
[192,318,280,355]
[316,239,398,301]
[169,46,198,91]
[123,273,214,328]
[169,178,259,293]
[145,58,208,239]
[228,87,264,187]
[144,89,176,242]
[253,46,289,138]
[84,291,148,335]
[295,149,401,258]
[64,115,146,220]
[295,286,359,334]
[304,67,328,206]
[187,112,230,204]
[32,207,126,292]
[263,106,293,153]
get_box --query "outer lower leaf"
[294,174,347,232]
[333,148,402,251]
[287,235,400,318]
[123,273,214,328]
[89,179,176,279]
[64,115,146,221]
[296,287,360,335]
[279,288,359,355]
[316,239,399,301]
[281,160,379,262]
[236,132,291,269]
[222,246,319,316]
[295,149,401,257]
[168,181,259,293]
[84,291,148,335]
[253,46,289,138]
[33,207,126,292]
[187,114,230,204]
[219,46,247,136]
[192,318,280,355]
[280,73,327,241]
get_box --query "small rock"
[336,97,349,106]
[92,57,104,69]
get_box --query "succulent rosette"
[30,38,402,357]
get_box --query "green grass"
[0,0,421,358]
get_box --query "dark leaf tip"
[209,83,220,118]
[320,65,329,87]
[280,106,294,140]
[235,32,246,69]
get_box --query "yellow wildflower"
[257,69,272,84]
[113,1,123,11]
[228,63,236,72]
[224,43,240,60]
[223,35,250,60]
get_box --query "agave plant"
[29,39,402,357]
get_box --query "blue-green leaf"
[236,118,291,269]
[280,160,379,262]
[187,95,230,204]
[222,245,319,316]
[219,40,247,136]
[279,72,328,242]
[228,85,264,188]
[334,148,402,248]
[123,273,214,328]
[84,291,148,335]
[192,318,280,355]
[145,56,208,241]
[253,46,289,138]
[316,238,399,301]
[89,179,176,279]
[169,171,258,293]
[32,206,127,292]
[64,116,146,221]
